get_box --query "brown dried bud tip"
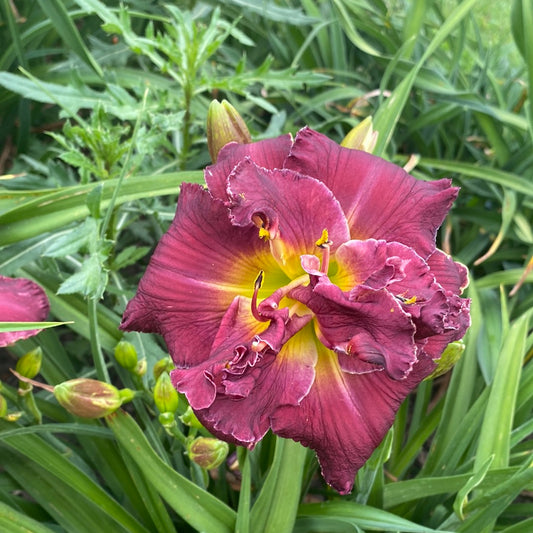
[207,99,252,163]
[54,378,133,418]
[188,437,229,470]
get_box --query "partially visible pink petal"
[120,183,284,368]
[205,135,293,200]
[0,276,50,347]
[271,342,436,494]
[285,128,458,258]
[292,279,417,380]
[174,313,317,446]
[227,158,350,278]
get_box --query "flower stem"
[88,298,110,383]
[250,436,307,533]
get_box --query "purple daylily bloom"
[0,276,50,347]
[121,127,470,494]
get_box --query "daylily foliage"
[121,125,470,493]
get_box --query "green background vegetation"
[0,1,532,532]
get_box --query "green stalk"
[88,297,110,383]
[250,436,307,533]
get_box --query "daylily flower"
[0,276,50,347]
[121,127,470,494]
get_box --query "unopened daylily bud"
[153,371,178,414]
[158,411,175,428]
[188,437,229,470]
[134,358,147,377]
[0,394,7,418]
[153,357,173,381]
[15,347,42,379]
[207,99,251,163]
[341,116,378,153]
[54,378,133,418]
[114,340,138,370]
[179,405,203,429]
[426,341,465,380]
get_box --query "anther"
[315,228,332,274]
[251,270,269,322]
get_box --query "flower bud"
[426,341,465,380]
[188,437,229,470]
[179,405,203,429]
[207,99,251,163]
[0,394,7,418]
[341,117,378,153]
[153,357,173,381]
[114,341,138,370]
[134,358,147,377]
[15,347,42,379]
[158,411,175,428]
[153,371,179,414]
[53,378,133,418]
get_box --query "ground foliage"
[0,0,532,532]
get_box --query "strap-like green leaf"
[106,409,236,533]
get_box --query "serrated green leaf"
[57,253,108,299]
[44,217,98,257]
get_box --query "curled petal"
[427,249,469,294]
[334,239,455,338]
[120,183,282,368]
[174,315,317,446]
[292,280,417,380]
[271,342,435,494]
[227,158,350,278]
[0,276,50,347]
[205,135,293,200]
[286,127,458,258]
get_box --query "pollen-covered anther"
[315,228,332,248]
[252,213,274,240]
[315,228,332,274]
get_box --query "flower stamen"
[315,228,332,274]
[251,270,269,322]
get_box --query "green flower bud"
[54,378,133,418]
[158,411,175,428]
[153,357,173,381]
[114,341,138,370]
[179,405,203,429]
[340,117,378,153]
[15,347,42,379]
[188,437,229,470]
[0,394,7,418]
[134,358,147,377]
[426,341,466,380]
[153,372,178,414]
[207,99,252,163]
